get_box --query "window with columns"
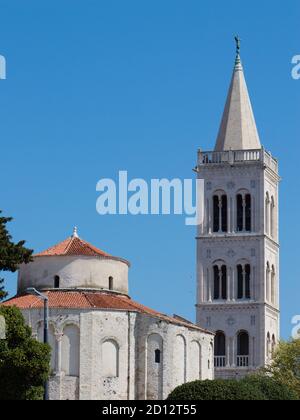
[213,193,228,233]
[213,264,227,300]
[236,192,251,232]
[237,264,251,300]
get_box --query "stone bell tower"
[196,38,280,379]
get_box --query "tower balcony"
[197,148,278,174]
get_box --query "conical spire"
[214,37,261,152]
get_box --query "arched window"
[214,331,226,368]
[237,331,249,367]
[270,196,275,238]
[213,264,227,300]
[62,325,80,377]
[266,262,271,302]
[271,266,276,305]
[190,341,201,380]
[213,193,228,233]
[265,193,270,235]
[174,335,187,386]
[236,192,251,232]
[38,323,56,372]
[102,339,119,377]
[237,264,251,300]
[54,275,60,289]
[109,276,114,291]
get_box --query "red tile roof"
[1,291,213,334]
[34,235,130,266]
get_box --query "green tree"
[0,306,51,400]
[264,338,300,397]
[0,210,33,301]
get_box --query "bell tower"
[196,38,280,378]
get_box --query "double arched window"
[237,264,251,300]
[236,192,251,232]
[213,193,228,233]
[213,264,227,300]
[266,262,276,304]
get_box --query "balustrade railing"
[197,148,278,173]
[237,355,249,367]
[214,356,226,368]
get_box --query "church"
[2,40,280,398]
[2,229,214,400]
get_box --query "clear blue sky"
[0,0,299,339]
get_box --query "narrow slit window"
[54,275,60,289]
[109,276,114,291]
[155,349,161,363]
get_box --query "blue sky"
[0,0,299,339]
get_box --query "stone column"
[56,333,63,375]
[232,336,236,368]
[226,338,231,368]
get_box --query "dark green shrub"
[167,376,299,401]
[243,375,299,401]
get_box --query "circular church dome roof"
[34,227,130,266]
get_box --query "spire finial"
[72,226,79,238]
[235,35,241,55]
[234,35,243,71]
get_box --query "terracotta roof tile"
[34,235,130,266]
[35,236,110,258]
[1,291,213,334]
